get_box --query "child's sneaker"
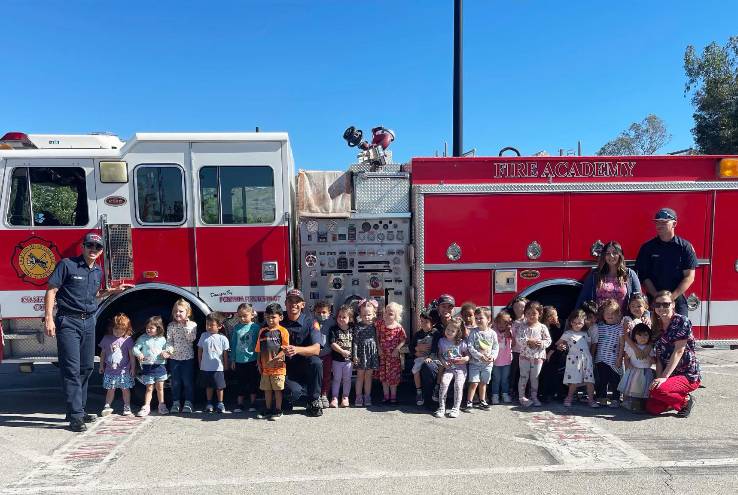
[502,393,512,403]
[447,408,460,418]
[182,401,193,413]
[432,385,439,402]
[205,403,214,414]
[101,404,113,417]
[588,399,601,408]
[233,406,243,413]
[364,394,372,406]
[479,400,490,410]
[461,400,473,411]
[248,406,258,412]
[170,402,181,414]
[354,396,364,407]
[122,404,133,416]
[532,398,542,407]
[136,405,150,417]
[519,397,532,408]
[320,395,329,409]
[329,398,338,408]
[609,400,620,409]
[434,407,446,418]
[257,409,272,420]
[491,395,501,405]
[268,410,283,421]
[340,397,350,408]
[158,403,169,415]
[415,390,425,406]
[216,402,226,414]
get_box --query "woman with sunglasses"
[646,291,701,417]
[575,241,642,311]
[44,232,133,432]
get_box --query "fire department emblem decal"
[11,236,61,286]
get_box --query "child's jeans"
[439,367,467,410]
[320,354,332,397]
[595,362,621,402]
[169,358,194,403]
[490,364,511,396]
[331,360,352,399]
[518,357,543,399]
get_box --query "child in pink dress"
[377,302,407,403]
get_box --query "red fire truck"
[1,130,737,362]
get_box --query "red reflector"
[143,271,158,279]
[1,132,29,141]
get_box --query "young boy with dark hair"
[256,303,290,420]
[409,310,439,406]
[197,312,230,413]
[313,300,335,408]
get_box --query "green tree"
[596,114,671,155]
[684,37,738,154]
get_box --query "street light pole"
[453,0,463,157]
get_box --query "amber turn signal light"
[718,158,738,178]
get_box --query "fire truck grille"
[107,224,134,280]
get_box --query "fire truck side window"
[6,167,89,227]
[199,166,276,225]
[135,165,185,224]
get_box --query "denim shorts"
[467,363,493,384]
[137,364,168,385]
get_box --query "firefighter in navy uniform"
[44,233,133,432]
[281,289,324,417]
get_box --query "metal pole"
[453,0,463,157]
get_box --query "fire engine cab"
[0,131,294,359]
[1,129,738,362]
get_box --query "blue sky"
[3,1,737,169]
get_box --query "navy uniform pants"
[55,315,96,420]
[284,355,322,405]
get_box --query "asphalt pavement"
[1,348,738,494]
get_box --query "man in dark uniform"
[635,207,698,317]
[281,289,323,417]
[416,294,455,408]
[44,233,133,432]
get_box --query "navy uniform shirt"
[282,312,321,348]
[635,235,698,293]
[47,255,102,314]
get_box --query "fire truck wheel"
[517,282,582,325]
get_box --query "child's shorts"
[260,374,286,391]
[199,370,226,389]
[103,373,134,389]
[137,364,168,385]
[467,363,493,384]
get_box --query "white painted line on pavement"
[2,457,738,493]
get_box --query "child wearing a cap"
[410,311,438,406]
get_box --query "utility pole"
[453,0,463,157]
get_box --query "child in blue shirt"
[230,303,261,412]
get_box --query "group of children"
[96,292,657,420]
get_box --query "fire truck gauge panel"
[305,254,317,267]
[361,222,371,232]
[526,241,542,260]
[446,242,462,261]
[377,233,385,241]
[327,220,337,232]
[307,220,319,233]
[687,293,701,311]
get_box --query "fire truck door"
[191,142,290,312]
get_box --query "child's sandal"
[563,397,573,407]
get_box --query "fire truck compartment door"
[423,193,564,263]
[190,142,290,311]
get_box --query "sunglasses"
[84,242,104,251]
[653,302,672,309]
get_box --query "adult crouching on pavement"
[416,294,455,407]
[281,289,324,417]
[647,290,701,418]
[44,233,133,432]
[575,240,641,311]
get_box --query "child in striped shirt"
[594,298,624,408]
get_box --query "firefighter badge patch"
[11,236,61,286]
